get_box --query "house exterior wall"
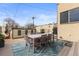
[58,3,79,42]
[36,24,53,33]
[3,23,53,39]
[27,30,31,34]
[12,28,25,39]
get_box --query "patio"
[0,38,78,56]
[0,39,13,56]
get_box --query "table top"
[28,34,41,38]
[27,33,52,39]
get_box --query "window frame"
[18,30,21,36]
[60,11,69,24]
[60,7,79,24]
[70,7,79,22]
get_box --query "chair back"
[41,35,47,42]
[24,35,30,43]
[47,34,52,40]
[34,37,40,43]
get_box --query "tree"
[52,25,57,43]
[25,23,36,34]
[25,23,35,29]
[53,23,57,35]
[53,27,57,35]
[4,17,19,33]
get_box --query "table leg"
[33,38,35,53]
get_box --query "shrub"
[0,33,5,40]
[0,33,5,48]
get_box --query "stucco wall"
[36,24,53,33]
[58,3,79,42]
[12,29,25,39]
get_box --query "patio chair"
[25,35,31,43]
[24,35,34,55]
[34,37,41,52]
[47,34,53,46]
[47,34,52,42]
[40,35,48,47]
[24,35,29,45]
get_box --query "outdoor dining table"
[27,34,43,53]
[26,33,52,53]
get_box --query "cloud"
[38,14,50,20]
[34,14,56,25]
[38,14,56,21]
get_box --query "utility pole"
[32,16,35,28]
[32,16,35,33]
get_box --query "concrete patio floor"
[0,38,79,56]
[0,39,13,56]
[0,38,25,56]
[59,42,79,56]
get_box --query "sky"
[0,3,57,26]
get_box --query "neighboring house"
[1,22,54,39]
[12,28,25,39]
[12,27,37,39]
[58,3,79,42]
[36,23,53,33]
[27,28,36,34]
[12,23,54,39]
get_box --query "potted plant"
[0,33,5,48]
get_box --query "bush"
[0,33,5,39]
[0,33,5,48]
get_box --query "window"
[25,30,28,35]
[60,11,68,24]
[31,30,33,34]
[40,29,45,33]
[18,30,21,35]
[60,7,79,24]
[70,7,79,22]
